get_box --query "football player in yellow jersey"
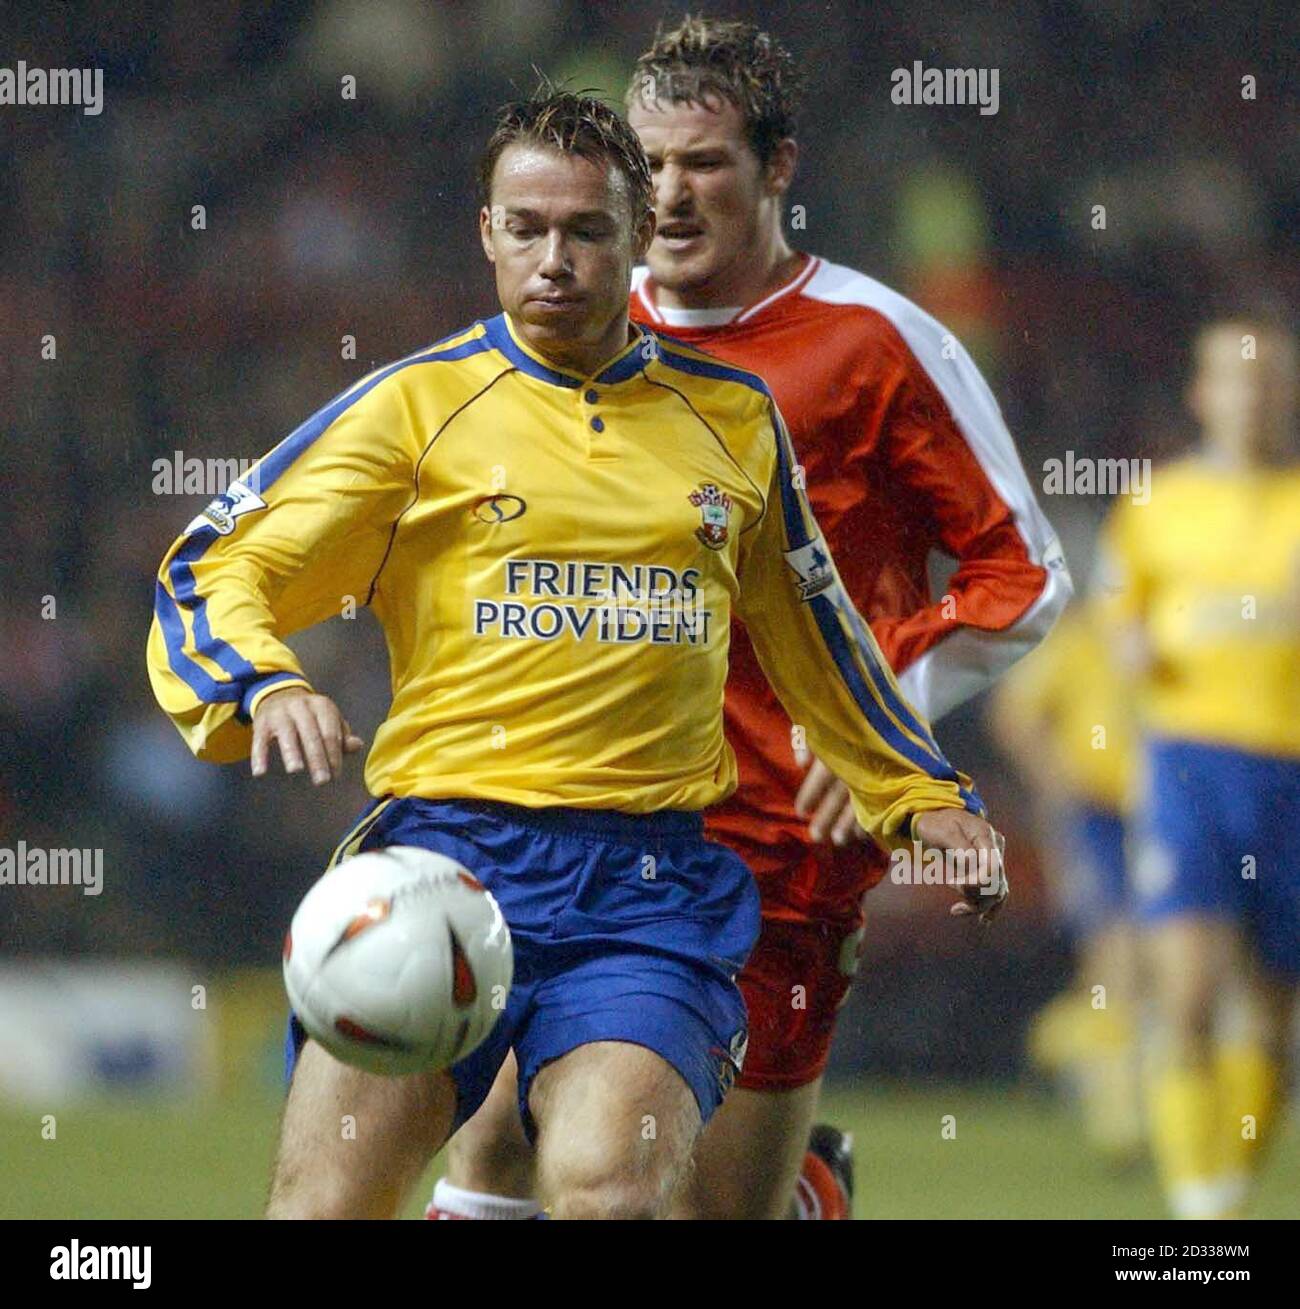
[990,599,1143,1164]
[147,90,1004,1220]
[1097,317,1300,1218]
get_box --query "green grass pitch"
[5,1083,1296,1219]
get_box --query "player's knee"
[1169,991,1217,1038]
[1151,976,1218,1060]
[1153,966,1218,1037]
[269,1044,452,1219]
[542,1139,687,1219]
[266,1160,398,1220]
[548,1171,666,1220]
[266,1188,383,1221]
[1148,949,1215,1032]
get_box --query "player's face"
[628,94,786,301]
[480,144,652,369]
[1189,324,1299,463]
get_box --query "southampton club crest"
[688,482,733,550]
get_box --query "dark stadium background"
[1,0,1296,1217]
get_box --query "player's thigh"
[672,1078,823,1220]
[1133,742,1245,1037]
[1144,915,1240,1039]
[268,1038,457,1219]
[1079,919,1140,1003]
[445,1049,534,1197]
[670,915,857,1218]
[529,1039,702,1219]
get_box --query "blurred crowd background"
[2,0,1297,1088]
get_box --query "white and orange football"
[283,847,513,1076]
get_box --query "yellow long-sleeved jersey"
[148,313,982,838]
[1096,455,1300,758]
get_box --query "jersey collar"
[484,312,655,388]
[633,253,820,329]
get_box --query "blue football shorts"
[285,795,760,1138]
[1130,737,1300,979]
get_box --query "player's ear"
[764,138,798,198]
[632,206,656,263]
[479,205,498,263]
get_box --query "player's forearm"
[839,747,984,847]
[878,557,1073,723]
[149,549,314,762]
[855,777,984,849]
[147,641,313,764]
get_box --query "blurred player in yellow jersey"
[1097,316,1300,1218]
[990,598,1143,1165]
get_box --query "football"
[282,845,513,1076]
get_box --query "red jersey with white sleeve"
[631,254,1070,924]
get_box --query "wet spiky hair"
[479,78,653,226]
[626,15,805,164]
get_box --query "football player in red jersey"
[430,16,1067,1221]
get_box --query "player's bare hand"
[911,809,1008,924]
[250,687,364,785]
[794,756,869,846]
